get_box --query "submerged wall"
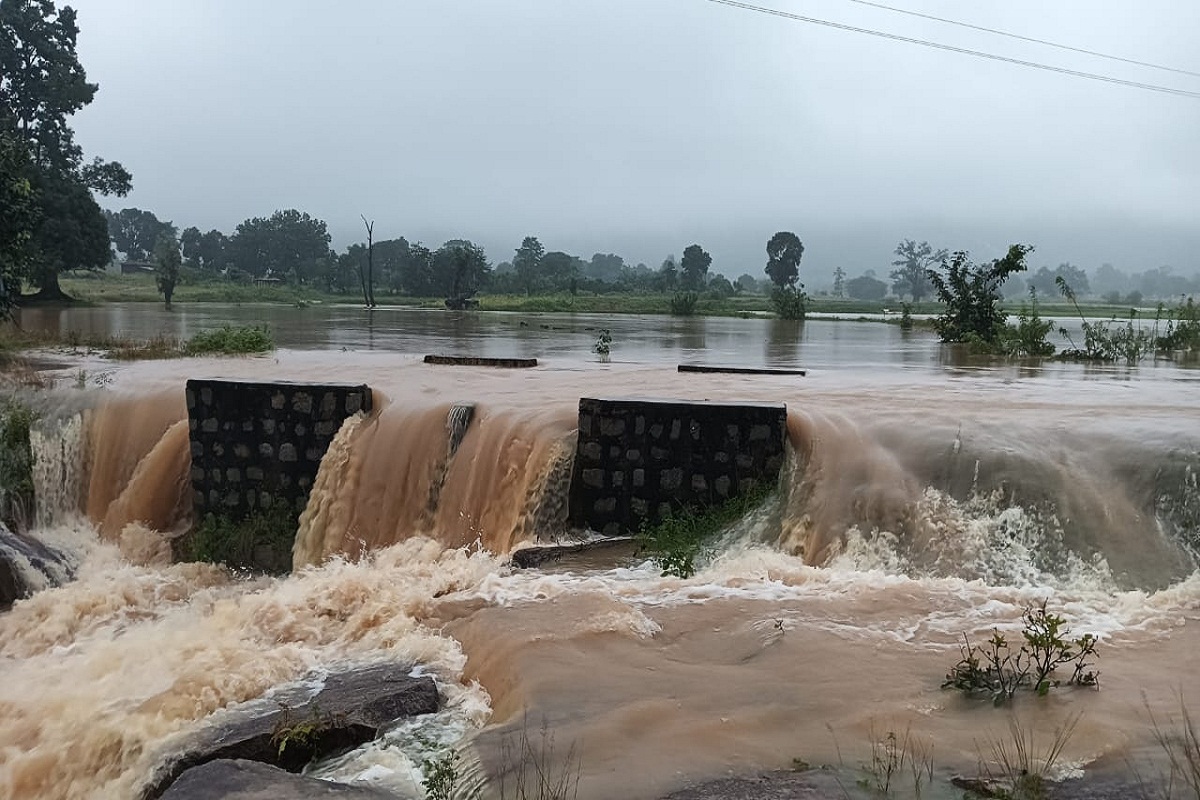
[568,397,788,536]
[186,379,372,521]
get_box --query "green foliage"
[991,290,1055,357]
[669,290,698,316]
[890,239,946,304]
[898,303,914,331]
[845,273,887,301]
[943,601,1099,705]
[0,133,38,320]
[765,231,804,289]
[2,0,131,299]
[592,328,611,357]
[860,726,935,799]
[770,284,807,320]
[269,703,347,763]
[228,209,332,284]
[638,487,773,578]
[1156,296,1200,354]
[0,398,37,530]
[1056,277,1156,364]
[185,324,274,355]
[421,748,479,800]
[180,505,299,573]
[928,245,1033,346]
[154,231,181,309]
[973,715,1080,800]
[104,207,176,262]
[679,244,712,291]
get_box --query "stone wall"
[186,380,372,520]
[568,397,788,537]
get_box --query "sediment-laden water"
[1,315,1198,799]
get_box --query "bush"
[1156,296,1200,354]
[943,601,1099,705]
[1057,278,1155,364]
[928,245,1032,346]
[994,291,1055,357]
[670,291,698,316]
[178,505,299,573]
[639,486,773,578]
[186,324,275,355]
[0,399,36,530]
[770,285,807,320]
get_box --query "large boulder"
[142,663,439,799]
[159,759,394,799]
[0,522,74,610]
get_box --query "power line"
[837,0,1200,79]
[703,0,1200,100]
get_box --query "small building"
[253,276,283,287]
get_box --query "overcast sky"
[67,0,1200,283]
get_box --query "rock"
[660,770,869,799]
[159,759,394,799]
[142,663,439,799]
[0,522,74,610]
[509,537,640,570]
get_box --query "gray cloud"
[69,0,1200,281]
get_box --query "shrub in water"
[185,324,275,355]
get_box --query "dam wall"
[186,379,372,521]
[568,397,788,536]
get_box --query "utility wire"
[704,0,1200,99]
[837,0,1200,79]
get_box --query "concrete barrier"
[186,379,372,520]
[568,397,788,537]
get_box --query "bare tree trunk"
[361,215,376,308]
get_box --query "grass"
[638,484,774,578]
[1143,697,1200,799]
[185,324,274,354]
[176,505,299,573]
[968,714,1081,800]
[0,322,274,361]
[496,717,581,800]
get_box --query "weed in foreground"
[966,713,1080,800]
[421,747,480,800]
[860,725,935,799]
[496,718,581,800]
[1141,697,1200,800]
[637,485,773,579]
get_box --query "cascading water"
[1,351,1198,800]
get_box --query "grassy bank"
[42,272,1171,320]
[0,323,274,362]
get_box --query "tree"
[105,207,175,261]
[1,0,131,298]
[657,254,678,291]
[153,231,180,309]
[765,231,804,289]
[927,244,1033,344]
[832,267,846,298]
[359,214,376,307]
[512,235,544,294]
[846,273,887,301]
[585,253,624,283]
[890,239,946,303]
[538,251,579,294]
[1028,263,1089,297]
[433,240,490,304]
[0,132,37,319]
[734,273,760,294]
[228,209,332,283]
[707,274,735,298]
[680,244,712,291]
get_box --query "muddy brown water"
[1,307,1198,799]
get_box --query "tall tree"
[512,235,544,294]
[890,239,947,303]
[433,240,490,304]
[832,267,846,298]
[538,251,579,293]
[679,244,712,291]
[765,231,804,289]
[153,231,180,309]
[1,0,131,298]
[104,207,175,261]
[228,209,331,283]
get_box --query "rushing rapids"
[1,347,1199,799]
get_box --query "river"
[1,304,1198,799]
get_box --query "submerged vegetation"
[0,323,274,361]
[944,601,1100,705]
[177,505,299,573]
[638,486,774,578]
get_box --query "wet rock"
[159,759,394,799]
[509,537,640,570]
[142,663,438,799]
[0,522,74,610]
[660,770,868,799]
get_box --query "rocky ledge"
[159,759,395,799]
[142,662,439,799]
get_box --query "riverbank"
[42,272,1140,319]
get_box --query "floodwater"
[2,305,1199,799]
